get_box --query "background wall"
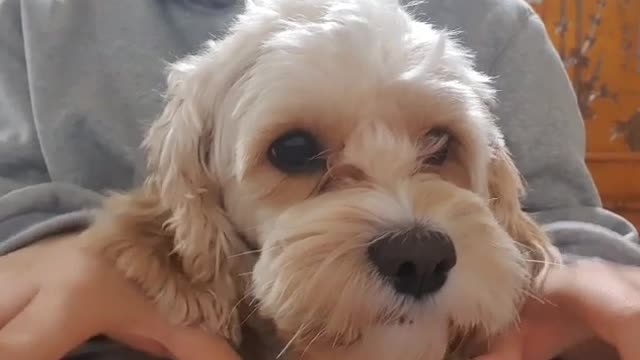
[530,0,640,228]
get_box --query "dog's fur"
[83,0,558,358]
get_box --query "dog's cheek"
[330,323,448,360]
[414,189,528,336]
[487,147,556,283]
[449,234,526,332]
[250,192,409,352]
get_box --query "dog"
[83,0,558,358]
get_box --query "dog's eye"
[269,130,325,174]
[422,128,451,166]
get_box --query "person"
[0,0,638,359]
[479,259,640,360]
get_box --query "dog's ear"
[138,43,243,341]
[144,49,234,281]
[487,142,557,281]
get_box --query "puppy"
[84,0,558,358]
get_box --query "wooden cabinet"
[530,0,640,229]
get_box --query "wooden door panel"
[531,0,640,229]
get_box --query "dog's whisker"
[284,244,364,309]
[240,304,260,327]
[231,243,284,259]
[267,265,294,304]
[415,336,436,360]
[331,332,340,349]
[301,327,327,359]
[523,258,563,267]
[521,287,553,305]
[512,241,537,252]
[363,230,398,247]
[230,291,254,321]
[311,148,332,161]
[278,322,309,359]
[446,326,469,356]
[237,175,288,202]
[229,249,263,258]
[248,293,261,307]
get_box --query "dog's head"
[143,0,555,358]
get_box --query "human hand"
[0,232,241,360]
[476,259,640,360]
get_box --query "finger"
[107,332,170,358]
[550,263,638,349]
[161,326,241,360]
[0,277,37,328]
[619,347,640,360]
[96,277,175,357]
[95,277,203,359]
[617,330,640,360]
[0,289,95,360]
[478,300,593,360]
[519,314,592,360]
[89,269,240,360]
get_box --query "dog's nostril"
[368,227,457,299]
[396,261,417,279]
[434,259,453,275]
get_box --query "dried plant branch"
[611,109,640,151]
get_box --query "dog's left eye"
[422,128,451,166]
[268,130,325,174]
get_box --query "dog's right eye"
[421,127,451,167]
[268,130,325,174]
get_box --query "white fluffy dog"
[85,0,556,359]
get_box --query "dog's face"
[143,0,553,358]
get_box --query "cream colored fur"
[83,0,557,359]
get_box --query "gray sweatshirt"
[1,0,639,359]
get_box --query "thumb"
[517,301,593,360]
[162,325,241,360]
[476,301,592,360]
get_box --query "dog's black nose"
[367,227,456,299]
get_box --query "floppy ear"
[144,47,244,336]
[487,143,557,282]
[144,52,238,284]
[89,43,243,345]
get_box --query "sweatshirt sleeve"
[489,8,640,266]
[0,0,103,256]
[0,3,155,358]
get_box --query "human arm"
[0,0,102,255]
[487,1,640,265]
[0,1,239,358]
[475,259,640,360]
[473,2,640,358]
[0,232,242,360]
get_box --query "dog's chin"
[301,323,450,360]
[251,178,529,359]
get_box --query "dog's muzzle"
[367,226,457,299]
